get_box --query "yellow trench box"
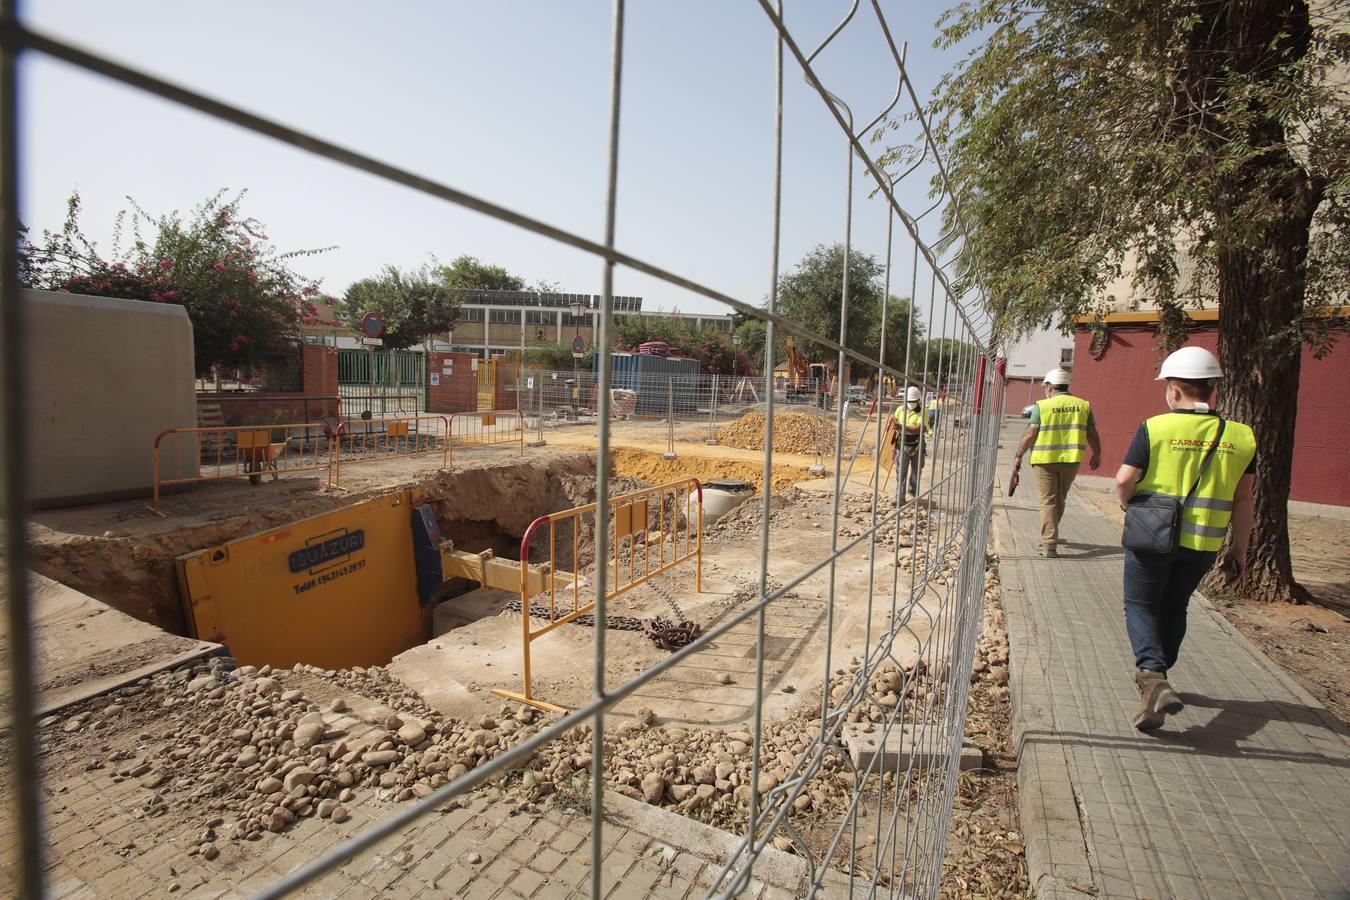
[176,491,426,669]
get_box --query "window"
[1060,347,1074,364]
[459,307,484,323]
[562,311,592,327]
[526,310,556,325]
[489,309,521,324]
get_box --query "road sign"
[361,336,384,346]
[359,312,385,338]
[430,373,440,386]
[571,334,585,356]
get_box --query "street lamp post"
[569,300,585,421]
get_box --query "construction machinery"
[784,336,829,400]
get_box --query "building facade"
[1000,327,1077,408]
[314,290,734,356]
[1069,310,1350,508]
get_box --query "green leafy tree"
[919,338,979,390]
[27,190,332,377]
[340,264,459,351]
[918,0,1349,603]
[778,243,924,379]
[439,254,526,293]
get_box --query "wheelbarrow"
[237,429,288,485]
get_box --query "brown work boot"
[1133,670,1168,731]
[1154,675,1184,716]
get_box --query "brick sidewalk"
[991,420,1350,898]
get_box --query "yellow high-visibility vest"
[1134,412,1256,552]
[1030,393,1092,464]
[892,406,929,445]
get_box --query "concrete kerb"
[991,511,1097,900]
[603,792,856,897]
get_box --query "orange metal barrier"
[448,408,524,455]
[495,477,703,712]
[331,416,450,484]
[151,423,332,514]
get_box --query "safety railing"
[331,415,450,484]
[448,408,525,455]
[494,477,703,712]
[150,423,333,514]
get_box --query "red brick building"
[1068,310,1350,507]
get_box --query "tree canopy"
[24,190,332,376]
[777,243,924,379]
[439,255,526,294]
[917,0,1349,602]
[340,264,459,351]
[919,0,1348,345]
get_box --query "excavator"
[784,336,829,400]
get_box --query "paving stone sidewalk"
[990,421,1350,899]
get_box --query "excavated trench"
[27,454,606,643]
[24,450,693,668]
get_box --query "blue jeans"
[1122,547,1217,673]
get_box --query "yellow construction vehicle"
[784,336,829,400]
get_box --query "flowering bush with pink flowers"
[26,190,335,377]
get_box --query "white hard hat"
[1157,346,1221,381]
[906,386,922,402]
[1043,367,1071,386]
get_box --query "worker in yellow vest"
[891,386,932,501]
[1114,346,1256,730]
[1013,367,1101,556]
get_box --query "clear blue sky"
[19,1,971,324]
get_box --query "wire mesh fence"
[1,2,1006,898]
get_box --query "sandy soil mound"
[715,411,854,455]
[610,448,817,491]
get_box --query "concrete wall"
[27,289,199,507]
[1070,322,1350,507]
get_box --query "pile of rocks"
[48,651,873,855]
[517,712,854,833]
[969,562,1010,695]
[54,656,548,850]
[821,653,944,732]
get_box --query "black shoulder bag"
[1122,418,1226,554]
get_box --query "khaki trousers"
[1033,462,1080,547]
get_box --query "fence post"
[664,376,676,460]
[526,373,546,448]
[704,373,719,445]
[810,382,825,476]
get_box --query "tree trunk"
[1196,0,1322,604]
[1210,168,1319,604]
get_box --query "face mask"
[1165,389,1176,410]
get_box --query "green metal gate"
[337,348,426,418]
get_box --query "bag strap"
[1182,417,1226,507]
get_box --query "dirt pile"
[716,411,851,455]
[610,448,817,492]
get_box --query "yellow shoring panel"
[175,491,425,669]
